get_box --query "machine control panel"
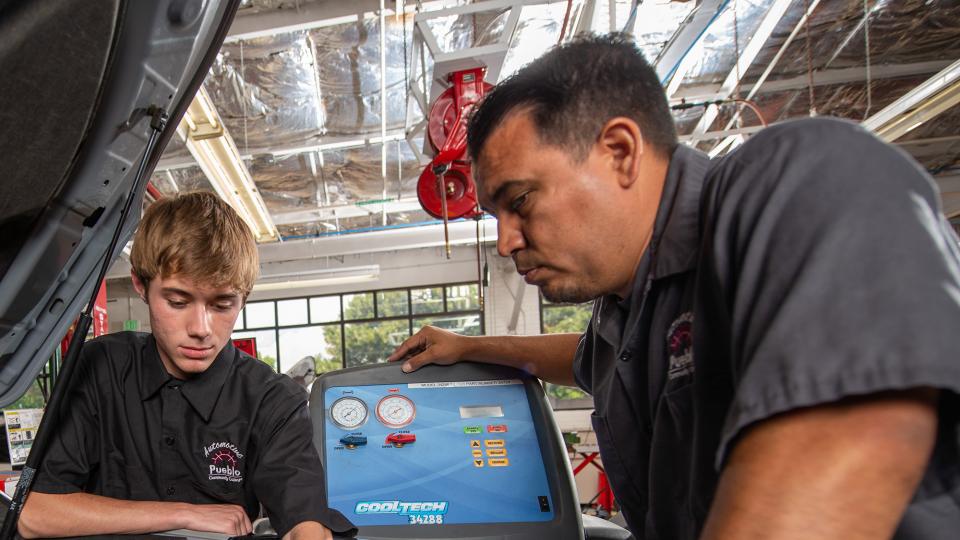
[312,362,582,540]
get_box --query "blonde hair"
[130,191,259,297]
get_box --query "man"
[389,34,960,539]
[19,192,355,539]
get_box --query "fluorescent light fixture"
[253,265,380,292]
[904,120,925,134]
[178,87,280,243]
[863,59,960,142]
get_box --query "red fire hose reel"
[417,67,492,221]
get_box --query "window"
[540,296,594,405]
[278,325,335,373]
[244,301,275,328]
[411,287,443,314]
[344,320,410,368]
[446,284,479,311]
[309,296,340,323]
[377,290,409,317]
[231,282,483,375]
[413,313,482,336]
[343,293,375,320]
[277,298,308,326]
[231,329,278,371]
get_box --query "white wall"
[483,246,543,336]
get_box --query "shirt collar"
[140,335,172,399]
[593,145,710,347]
[650,144,710,279]
[140,336,237,422]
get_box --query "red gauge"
[376,394,416,428]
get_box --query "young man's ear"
[130,271,149,304]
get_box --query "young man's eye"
[168,300,187,309]
[214,303,235,312]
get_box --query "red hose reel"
[417,67,492,221]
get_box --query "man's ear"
[130,271,149,304]
[596,117,644,189]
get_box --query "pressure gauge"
[330,397,369,430]
[376,394,416,428]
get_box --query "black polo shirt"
[574,117,960,539]
[32,331,356,538]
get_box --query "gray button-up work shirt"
[575,117,960,540]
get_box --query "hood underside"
[0,0,241,407]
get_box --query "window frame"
[232,281,485,373]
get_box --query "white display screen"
[459,405,504,419]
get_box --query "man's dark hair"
[467,33,677,163]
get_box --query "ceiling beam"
[671,60,953,104]
[272,198,425,225]
[257,218,498,261]
[227,0,385,41]
[657,0,728,91]
[156,130,411,172]
[689,0,794,136]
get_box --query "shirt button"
[618,351,631,362]
[166,486,176,496]
[164,436,175,446]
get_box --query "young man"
[19,192,355,539]
[390,35,960,539]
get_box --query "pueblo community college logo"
[203,441,245,483]
[666,312,694,380]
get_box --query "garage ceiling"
[148,0,960,245]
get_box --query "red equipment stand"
[570,447,616,515]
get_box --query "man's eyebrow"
[159,288,238,301]
[160,287,193,298]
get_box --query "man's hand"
[388,327,583,386]
[700,388,938,540]
[387,326,466,372]
[284,521,333,539]
[177,502,252,536]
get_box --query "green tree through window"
[541,298,594,401]
[324,293,410,368]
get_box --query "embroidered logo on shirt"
[667,312,694,380]
[203,441,245,483]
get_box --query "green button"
[463,426,482,434]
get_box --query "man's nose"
[496,215,526,258]
[186,305,212,338]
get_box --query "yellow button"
[472,450,483,458]
[473,459,484,467]
[485,439,505,447]
[488,458,509,467]
[470,440,481,448]
[486,448,507,457]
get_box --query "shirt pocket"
[649,380,698,538]
[591,411,648,534]
[191,479,245,506]
[102,451,154,500]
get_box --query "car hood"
[0,0,240,407]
